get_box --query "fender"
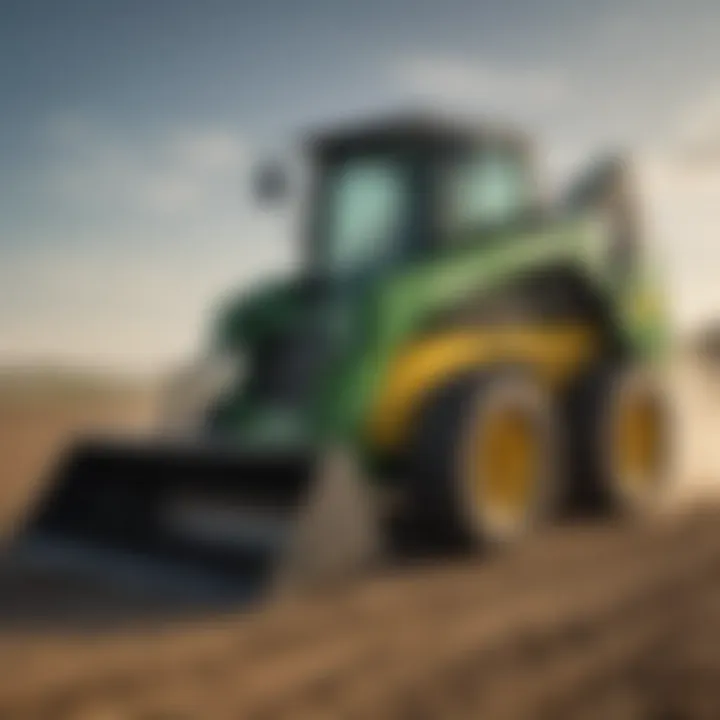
[367,323,600,451]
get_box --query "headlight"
[156,350,245,436]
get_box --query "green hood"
[206,273,364,446]
[214,274,314,351]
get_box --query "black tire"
[564,364,672,515]
[404,369,560,550]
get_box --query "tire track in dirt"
[3,509,720,719]
[0,517,694,703]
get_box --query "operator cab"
[303,113,538,280]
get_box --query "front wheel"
[405,370,561,549]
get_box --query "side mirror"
[252,160,289,205]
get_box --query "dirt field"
[0,377,157,536]
[2,360,720,719]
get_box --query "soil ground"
[2,358,720,719]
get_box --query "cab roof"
[304,111,530,156]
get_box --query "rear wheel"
[566,364,671,514]
[406,370,560,549]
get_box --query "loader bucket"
[9,440,382,603]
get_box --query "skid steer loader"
[7,115,672,602]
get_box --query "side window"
[325,158,409,274]
[445,149,529,239]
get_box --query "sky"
[2,0,720,371]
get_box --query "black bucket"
[10,439,381,602]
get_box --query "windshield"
[316,155,411,277]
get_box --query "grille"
[248,327,332,407]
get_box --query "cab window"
[444,148,530,239]
[320,156,410,276]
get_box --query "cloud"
[0,116,295,371]
[391,55,569,115]
[661,89,720,167]
[631,98,720,329]
[45,115,252,219]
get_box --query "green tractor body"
[10,116,670,601]
[211,119,665,451]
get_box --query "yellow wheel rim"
[612,392,663,494]
[473,405,540,527]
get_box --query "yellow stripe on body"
[367,324,601,451]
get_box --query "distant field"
[0,366,155,401]
[0,369,157,534]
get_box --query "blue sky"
[2,0,720,370]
